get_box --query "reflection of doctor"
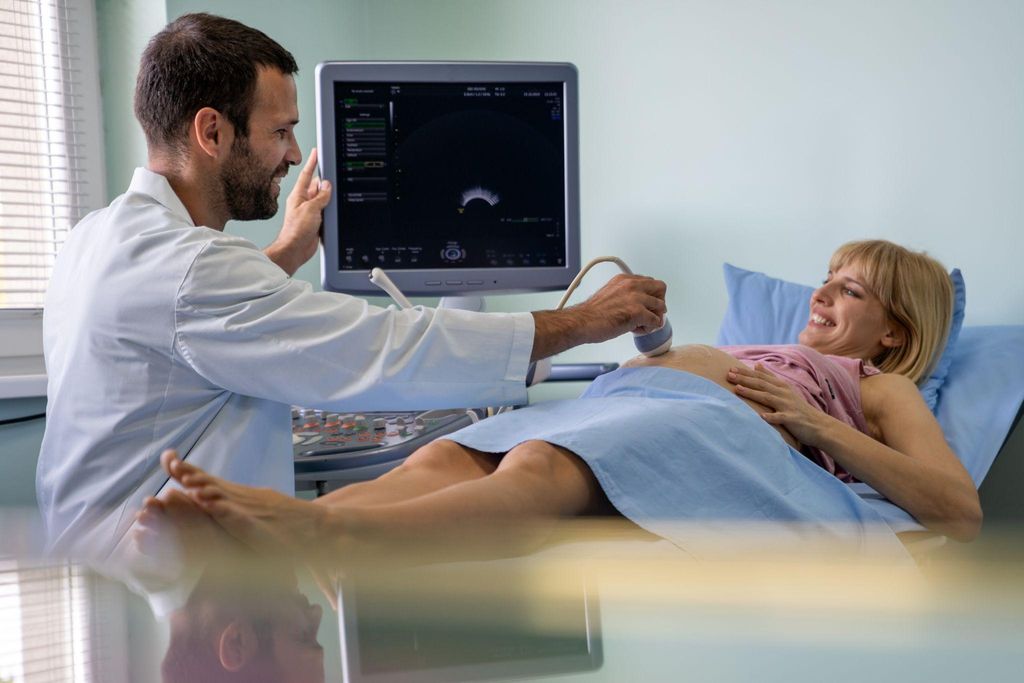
[167,560,325,683]
[36,13,666,559]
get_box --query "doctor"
[36,13,667,559]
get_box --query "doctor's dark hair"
[134,13,297,155]
[828,240,953,384]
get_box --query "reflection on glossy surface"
[2,513,1024,682]
[161,560,324,683]
[337,561,601,682]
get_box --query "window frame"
[0,0,106,398]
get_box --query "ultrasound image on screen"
[334,82,566,271]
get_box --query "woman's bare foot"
[159,449,348,558]
[135,488,240,563]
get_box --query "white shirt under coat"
[38,168,534,559]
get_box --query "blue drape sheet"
[446,367,912,560]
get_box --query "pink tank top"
[719,344,881,482]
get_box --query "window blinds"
[0,559,95,683]
[0,0,96,310]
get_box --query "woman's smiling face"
[798,262,903,361]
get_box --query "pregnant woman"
[147,239,981,562]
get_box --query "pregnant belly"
[621,344,800,449]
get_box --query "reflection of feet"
[159,449,343,558]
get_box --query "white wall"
[348,0,1024,364]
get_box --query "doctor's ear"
[217,619,260,671]
[192,107,232,160]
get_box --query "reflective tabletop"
[3,513,1023,683]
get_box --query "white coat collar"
[129,167,196,227]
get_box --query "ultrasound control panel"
[292,407,477,493]
[291,364,618,494]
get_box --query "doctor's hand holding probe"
[371,258,673,363]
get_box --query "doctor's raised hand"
[263,148,332,276]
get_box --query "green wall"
[96,0,168,202]
[0,398,46,509]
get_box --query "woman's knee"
[399,439,499,478]
[498,440,610,513]
[497,440,598,493]
[497,440,569,479]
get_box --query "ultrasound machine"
[292,61,607,496]
[299,61,603,683]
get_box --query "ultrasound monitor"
[315,61,580,297]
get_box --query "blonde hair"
[829,240,953,384]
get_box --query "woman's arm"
[850,373,981,541]
[729,366,982,541]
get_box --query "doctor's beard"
[220,135,289,221]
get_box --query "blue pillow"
[716,263,966,412]
[934,326,1024,485]
[716,263,814,346]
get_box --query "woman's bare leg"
[356,439,612,527]
[318,439,500,508]
[160,440,612,561]
[347,439,615,560]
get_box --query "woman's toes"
[160,449,179,474]
[195,485,223,502]
[180,473,209,488]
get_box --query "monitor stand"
[439,295,485,312]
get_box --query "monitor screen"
[315,62,580,296]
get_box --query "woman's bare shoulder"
[860,372,927,422]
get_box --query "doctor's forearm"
[530,309,594,361]
[263,242,304,276]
